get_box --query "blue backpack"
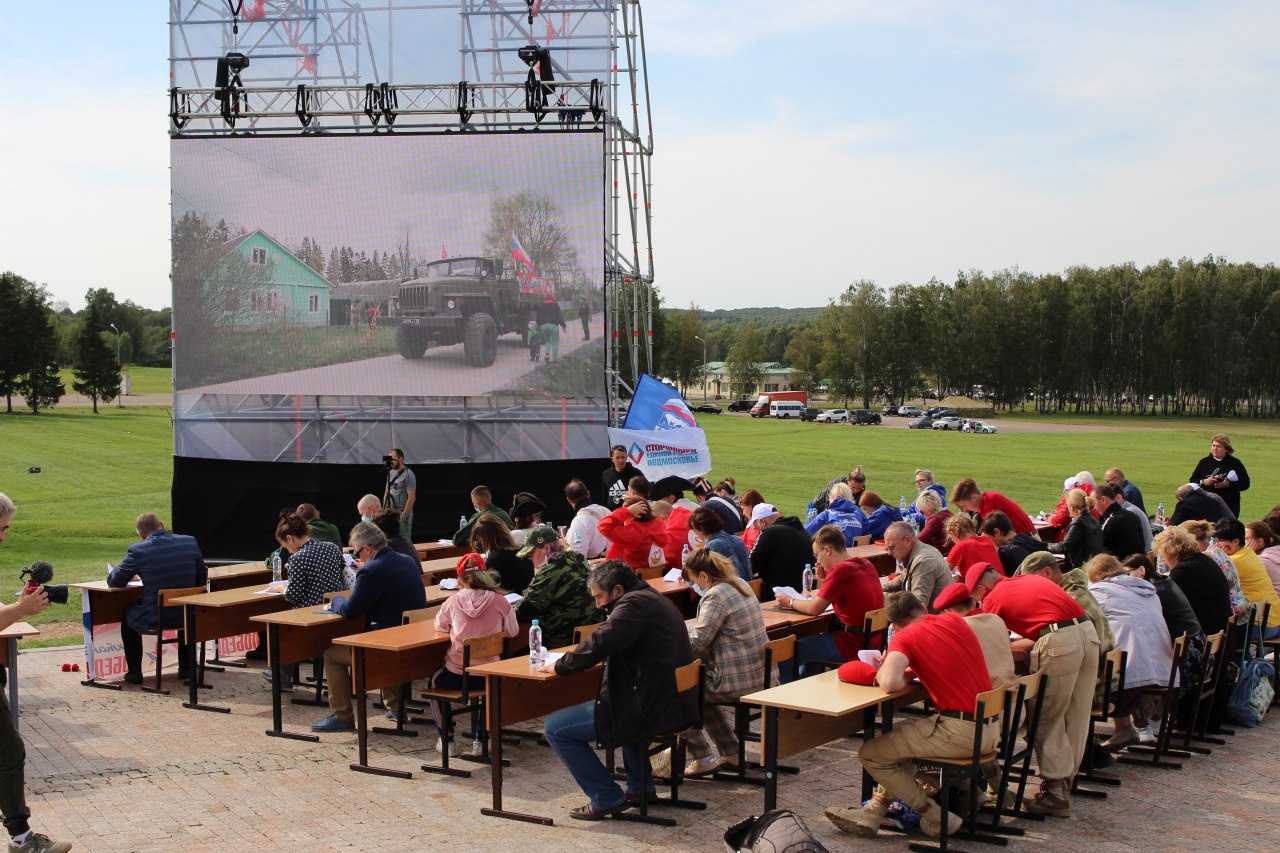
[1227,657,1276,728]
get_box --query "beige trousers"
[322,644,401,724]
[1030,620,1101,780]
[859,714,998,811]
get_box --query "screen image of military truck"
[170,133,605,402]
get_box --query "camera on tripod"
[382,454,394,470]
[20,560,69,605]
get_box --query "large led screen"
[171,133,607,465]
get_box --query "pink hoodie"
[435,588,518,674]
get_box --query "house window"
[764,383,779,393]
[308,294,320,313]
[251,247,268,265]
[250,290,280,312]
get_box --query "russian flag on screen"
[622,374,698,432]
[511,233,535,272]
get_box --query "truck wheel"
[396,325,427,359]
[463,312,498,367]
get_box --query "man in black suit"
[1095,485,1146,560]
[107,513,208,685]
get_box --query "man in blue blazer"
[312,522,427,732]
[107,513,208,684]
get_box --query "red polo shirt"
[948,535,1002,573]
[979,491,1035,535]
[818,558,885,659]
[888,613,992,713]
[979,574,1085,640]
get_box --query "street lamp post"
[109,323,123,407]
[694,335,707,403]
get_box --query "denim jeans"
[544,701,651,809]
[780,631,844,682]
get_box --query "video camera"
[20,560,69,605]
[382,454,394,471]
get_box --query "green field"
[56,365,174,397]
[3,395,1277,647]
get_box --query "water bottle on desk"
[1156,502,1166,526]
[459,514,468,530]
[680,544,690,569]
[271,552,282,584]
[899,495,908,513]
[529,619,543,667]
[802,564,814,596]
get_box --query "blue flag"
[621,374,697,431]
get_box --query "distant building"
[701,361,798,398]
[203,230,331,326]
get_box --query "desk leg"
[763,707,780,812]
[480,678,554,826]
[348,649,411,779]
[7,639,17,731]
[182,605,229,714]
[861,706,876,803]
[264,624,317,743]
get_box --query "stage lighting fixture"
[519,44,555,123]
[457,81,473,127]
[214,51,250,126]
[295,84,313,127]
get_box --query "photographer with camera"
[0,493,72,853]
[381,449,416,539]
[106,513,208,686]
[1189,434,1250,519]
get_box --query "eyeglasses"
[913,478,930,485]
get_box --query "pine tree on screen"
[72,298,120,414]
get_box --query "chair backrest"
[674,658,702,694]
[862,608,889,652]
[464,631,507,662]
[573,622,602,644]
[637,566,665,581]
[402,605,441,625]
[762,635,796,689]
[973,685,1006,724]
[1098,647,1127,720]
[748,578,763,600]
[1166,632,1189,688]
[158,586,206,609]
[1258,602,1272,659]
[852,534,872,547]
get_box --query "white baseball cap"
[1062,476,1078,491]
[750,503,780,523]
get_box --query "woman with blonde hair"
[1086,554,1173,750]
[915,488,953,555]
[1174,520,1247,620]
[1152,526,1232,638]
[657,549,768,778]
[944,512,1000,575]
[1048,489,1103,570]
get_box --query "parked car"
[692,403,722,414]
[907,415,935,429]
[881,405,899,416]
[799,407,822,422]
[726,398,755,412]
[966,420,998,434]
[932,416,964,431]
[815,408,849,424]
[899,405,923,417]
[851,409,882,425]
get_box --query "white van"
[770,400,804,419]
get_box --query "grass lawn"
[696,414,1280,523]
[4,398,1277,648]
[56,365,173,397]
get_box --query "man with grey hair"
[0,494,72,853]
[107,512,207,685]
[540,560,697,820]
[881,521,953,613]
[311,522,426,732]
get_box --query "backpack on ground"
[723,809,830,853]
[1226,657,1276,728]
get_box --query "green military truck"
[394,256,545,368]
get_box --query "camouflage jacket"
[515,549,600,649]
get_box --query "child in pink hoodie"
[429,553,519,755]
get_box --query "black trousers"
[119,622,191,677]
[0,691,29,838]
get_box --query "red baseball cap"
[456,552,486,577]
[933,583,973,612]
[964,561,1000,594]
[837,660,879,686]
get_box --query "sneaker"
[825,797,888,837]
[310,714,355,733]
[684,754,721,777]
[1102,728,1139,752]
[9,832,73,853]
[435,737,462,757]
[384,711,398,722]
[1137,723,1157,745]
[261,668,293,689]
[917,803,963,838]
[468,737,485,757]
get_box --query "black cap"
[651,476,692,501]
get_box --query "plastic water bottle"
[573,532,583,554]
[459,514,468,530]
[899,495,908,513]
[802,564,815,596]
[681,544,691,568]
[271,552,282,584]
[529,620,543,666]
[1156,502,1166,526]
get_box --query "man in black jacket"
[981,511,1048,577]
[1169,484,1228,526]
[749,506,812,600]
[1095,485,1146,561]
[543,561,697,820]
[601,445,640,511]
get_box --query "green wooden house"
[205,230,331,326]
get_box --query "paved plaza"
[12,644,1279,851]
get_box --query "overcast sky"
[1,1,1276,311]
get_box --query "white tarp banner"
[607,427,712,481]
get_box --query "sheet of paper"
[541,651,565,664]
[504,592,523,605]
[771,586,806,600]
[342,554,356,567]
[438,578,459,590]
[126,580,143,588]
[254,588,285,596]
[857,650,883,667]
[436,538,454,546]
[663,568,684,583]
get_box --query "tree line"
[655,257,1280,416]
[0,273,161,414]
